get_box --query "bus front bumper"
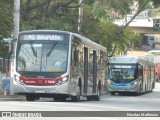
[107,81,139,92]
[13,81,70,96]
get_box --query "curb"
[0,95,21,98]
[0,95,25,101]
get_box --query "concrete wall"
[129,27,160,34]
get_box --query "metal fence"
[0,58,10,73]
[0,73,5,95]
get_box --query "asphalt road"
[0,82,160,120]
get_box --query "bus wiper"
[47,42,57,57]
[30,42,37,57]
[17,44,21,53]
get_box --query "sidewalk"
[0,73,25,101]
[0,95,25,101]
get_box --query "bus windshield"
[16,42,69,72]
[109,64,136,81]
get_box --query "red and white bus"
[145,51,160,82]
[10,30,107,101]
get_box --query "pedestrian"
[2,73,10,95]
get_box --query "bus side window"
[74,49,78,66]
[71,44,78,67]
[138,65,143,77]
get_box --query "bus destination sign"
[112,65,136,69]
[20,34,64,41]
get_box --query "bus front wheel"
[111,92,115,95]
[94,85,101,101]
[71,86,81,102]
[26,95,35,101]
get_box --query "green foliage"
[137,0,152,11]
[92,1,107,19]
[0,0,13,38]
[107,0,134,17]
[0,0,13,57]
[0,41,9,57]
[0,0,153,58]
[84,0,95,5]
[89,0,143,55]
[151,0,160,8]
[20,0,79,32]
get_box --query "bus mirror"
[8,38,17,58]
[72,43,76,48]
[12,38,17,42]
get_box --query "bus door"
[92,50,97,93]
[71,43,79,88]
[84,47,88,94]
[138,65,143,92]
[88,49,97,94]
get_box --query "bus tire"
[145,85,147,93]
[54,97,66,101]
[87,96,94,101]
[158,76,160,82]
[94,84,101,101]
[156,73,158,82]
[71,85,80,102]
[54,97,60,101]
[26,95,35,101]
[136,85,141,96]
[152,82,155,89]
[111,92,115,95]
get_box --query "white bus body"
[107,55,155,95]
[11,30,107,101]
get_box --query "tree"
[108,0,134,18]
[0,0,13,58]
[20,0,79,31]
[123,0,151,28]
[152,0,160,8]
[92,0,152,56]
[0,0,13,38]
[0,0,156,58]
[0,0,13,73]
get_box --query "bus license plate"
[35,90,45,93]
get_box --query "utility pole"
[10,0,20,95]
[13,0,20,39]
[78,0,83,34]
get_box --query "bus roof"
[147,50,160,55]
[19,30,70,35]
[108,55,144,64]
[19,30,107,52]
[72,32,106,52]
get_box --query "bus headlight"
[14,75,24,85]
[134,81,138,85]
[56,76,68,85]
[131,81,138,85]
[107,80,113,84]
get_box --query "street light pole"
[10,0,20,95]
[78,0,83,35]
[13,0,20,39]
